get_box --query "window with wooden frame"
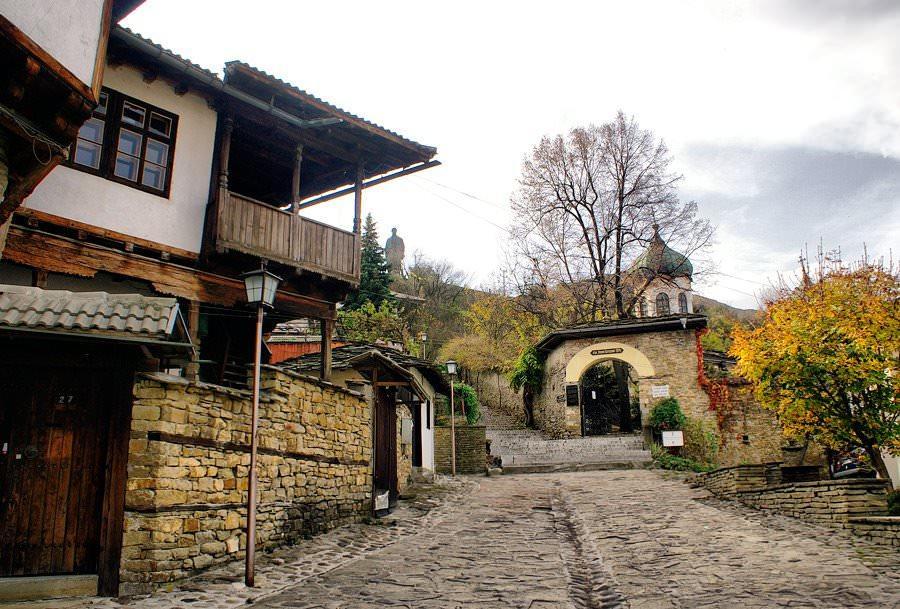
[70,88,178,197]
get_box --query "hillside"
[693,294,761,352]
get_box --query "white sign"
[651,385,670,398]
[662,431,684,447]
[374,490,390,511]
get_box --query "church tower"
[629,226,693,317]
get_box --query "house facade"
[0,16,437,599]
[0,0,141,252]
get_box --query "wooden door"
[373,387,397,504]
[411,400,422,468]
[0,367,111,577]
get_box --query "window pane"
[145,139,169,166]
[141,163,166,190]
[149,112,172,137]
[114,153,139,181]
[96,91,109,115]
[74,140,102,169]
[78,117,104,144]
[122,101,145,127]
[117,129,142,156]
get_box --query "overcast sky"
[124,0,899,309]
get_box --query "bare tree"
[508,111,713,324]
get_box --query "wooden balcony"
[215,190,360,283]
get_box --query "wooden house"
[0,0,141,243]
[0,20,437,598]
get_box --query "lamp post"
[240,263,281,587]
[419,332,428,360]
[445,360,458,476]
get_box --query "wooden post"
[320,317,333,381]
[353,162,364,234]
[184,300,201,381]
[291,144,304,211]
[219,115,233,191]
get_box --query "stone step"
[500,451,651,466]
[502,460,654,475]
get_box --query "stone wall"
[848,517,900,547]
[465,370,525,427]
[698,466,891,535]
[397,404,412,496]
[434,425,486,474]
[536,328,714,438]
[122,368,371,593]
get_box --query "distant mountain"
[693,294,760,352]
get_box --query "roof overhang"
[536,314,708,353]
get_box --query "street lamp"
[418,332,428,359]
[445,360,458,476]
[240,263,281,587]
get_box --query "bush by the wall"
[453,382,481,425]
[650,443,715,473]
[648,398,686,432]
[682,416,719,468]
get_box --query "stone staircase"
[483,405,652,474]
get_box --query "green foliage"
[648,398,686,432]
[681,416,719,468]
[344,214,394,310]
[650,443,716,473]
[888,491,900,517]
[450,381,481,425]
[509,346,544,394]
[337,300,409,345]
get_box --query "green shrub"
[648,398,686,431]
[888,490,900,516]
[650,443,715,473]
[452,382,481,425]
[681,416,719,468]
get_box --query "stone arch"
[564,341,656,383]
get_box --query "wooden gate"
[373,386,397,506]
[0,348,133,595]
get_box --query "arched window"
[639,297,648,317]
[678,292,688,314]
[655,292,670,316]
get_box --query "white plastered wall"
[1,0,105,86]
[24,63,217,253]
[409,367,436,473]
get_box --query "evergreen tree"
[344,213,393,310]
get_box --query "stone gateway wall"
[537,328,714,438]
[434,425,486,474]
[121,368,371,593]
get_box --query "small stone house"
[277,344,449,509]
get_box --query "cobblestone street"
[50,471,900,609]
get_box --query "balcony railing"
[216,190,360,283]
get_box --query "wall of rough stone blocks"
[848,517,900,547]
[465,370,525,427]
[536,329,714,438]
[434,426,486,474]
[698,467,892,539]
[397,404,412,496]
[121,367,371,593]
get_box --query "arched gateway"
[533,315,712,438]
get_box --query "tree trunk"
[864,444,893,489]
[523,386,534,428]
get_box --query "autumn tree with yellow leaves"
[731,255,899,485]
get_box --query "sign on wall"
[590,347,624,356]
[651,384,670,398]
[662,431,684,447]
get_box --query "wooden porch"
[215,190,360,284]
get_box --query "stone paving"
[22,470,900,609]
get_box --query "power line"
[411,181,509,232]
[414,176,509,210]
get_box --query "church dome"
[631,226,693,278]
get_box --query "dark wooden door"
[373,387,397,504]
[411,400,422,468]
[0,367,111,577]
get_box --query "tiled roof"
[535,314,708,351]
[225,61,437,157]
[0,285,181,340]
[113,26,221,81]
[279,343,449,393]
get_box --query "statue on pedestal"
[384,227,406,278]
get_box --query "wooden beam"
[91,0,114,100]
[3,226,338,319]
[298,160,441,210]
[320,317,334,381]
[291,144,303,210]
[14,208,199,261]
